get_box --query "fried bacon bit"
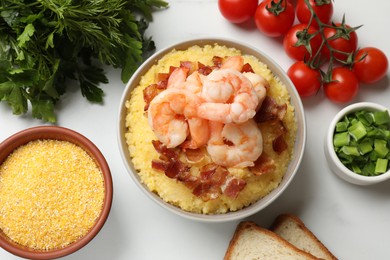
[255,96,287,123]
[249,153,275,176]
[265,118,289,154]
[193,164,229,201]
[152,140,178,160]
[273,135,288,154]
[168,66,178,74]
[143,84,160,110]
[222,176,247,199]
[151,159,167,172]
[165,159,190,179]
[197,62,213,76]
[180,61,194,73]
[212,56,224,68]
[156,73,170,88]
[151,142,247,201]
[241,63,254,73]
[184,148,206,163]
[269,119,287,136]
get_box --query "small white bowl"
[325,102,390,185]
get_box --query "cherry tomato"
[322,23,358,62]
[283,24,322,61]
[254,0,295,37]
[324,67,359,103]
[287,61,322,97]
[296,0,333,28]
[218,0,258,24]
[353,47,389,84]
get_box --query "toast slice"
[270,214,337,260]
[224,221,319,260]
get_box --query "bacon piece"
[180,61,194,73]
[151,159,168,172]
[249,153,275,176]
[200,164,228,186]
[165,159,189,179]
[197,62,213,76]
[255,96,287,123]
[150,135,248,201]
[193,183,220,201]
[143,84,160,110]
[152,140,178,160]
[212,56,224,68]
[192,164,229,201]
[269,120,287,136]
[241,63,254,73]
[222,177,246,199]
[273,135,288,154]
[156,73,170,87]
[169,66,178,74]
[177,170,199,190]
[184,148,206,163]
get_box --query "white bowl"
[117,38,306,222]
[325,102,390,185]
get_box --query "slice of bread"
[270,214,337,260]
[224,221,319,260]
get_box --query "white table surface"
[1,0,390,259]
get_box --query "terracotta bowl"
[117,38,306,222]
[0,126,113,259]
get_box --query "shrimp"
[184,71,205,95]
[207,119,263,168]
[167,68,206,96]
[243,72,269,110]
[148,88,209,149]
[148,88,205,148]
[197,68,259,123]
[182,117,210,149]
[221,55,244,71]
[167,67,189,89]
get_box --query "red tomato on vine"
[296,0,334,28]
[353,47,389,84]
[322,22,359,62]
[324,67,359,103]
[218,0,258,24]
[283,24,322,61]
[254,0,295,37]
[288,61,322,97]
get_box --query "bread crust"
[270,214,337,260]
[224,221,319,260]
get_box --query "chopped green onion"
[374,111,390,125]
[348,121,367,141]
[341,146,360,156]
[333,132,350,147]
[375,159,388,174]
[356,110,374,126]
[358,141,373,155]
[336,121,349,132]
[333,109,390,176]
[374,139,389,158]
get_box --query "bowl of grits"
[0,126,113,259]
[117,38,306,222]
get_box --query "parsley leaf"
[0,0,168,122]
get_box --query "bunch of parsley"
[0,0,168,122]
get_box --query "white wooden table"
[1,0,390,259]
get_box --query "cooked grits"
[125,44,296,214]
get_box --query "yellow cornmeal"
[0,139,105,250]
[125,44,297,214]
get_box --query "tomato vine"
[218,0,388,102]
